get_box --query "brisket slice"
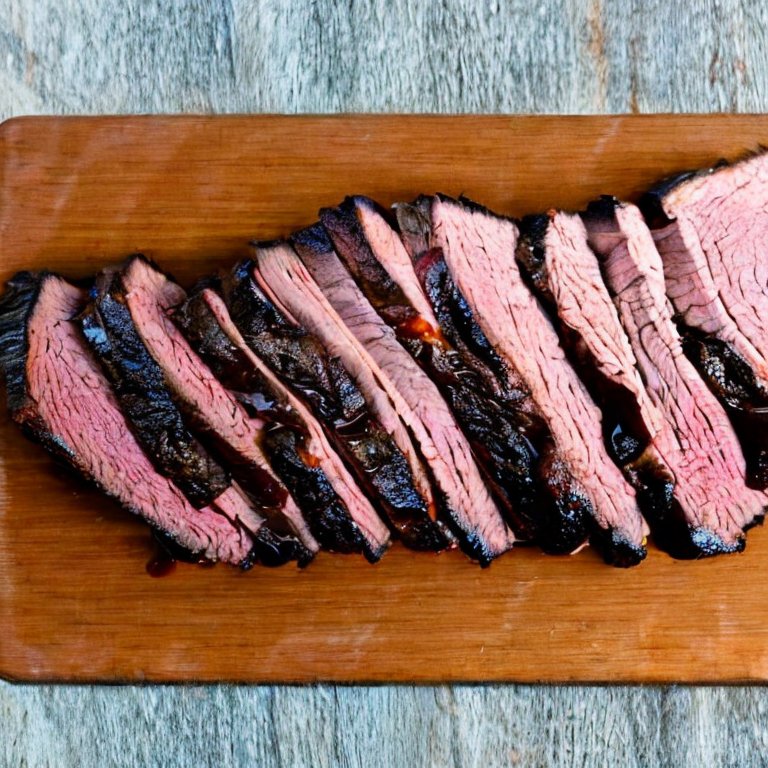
[0,272,255,566]
[584,201,767,554]
[429,195,649,566]
[221,259,450,554]
[397,199,544,405]
[80,259,312,566]
[116,256,317,554]
[320,197,559,546]
[174,280,390,560]
[515,210,680,543]
[516,205,743,558]
[249,242,490,557]
[292,222,512,559]
[396,200,591,553]
[641,151,768,487]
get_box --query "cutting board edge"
[3,114,768,684]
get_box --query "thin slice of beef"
[396,200,592,553]
[291,222,513,560]
[584,201,767,554]
[641,151,768,487]
[397,199,548,410]
[80,259,312,566]
[221,259,452,554]
[116,255,319,557]
[319,198,433,326]
[319,197,560,545]
[0,272,255,566]
[427,195,649,566]
[174,280,391,560]
[416,249,593,552]
[248,242,511,563]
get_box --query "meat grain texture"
[644,151,768,487]
[3,154,768,570]
[428,196,648,566]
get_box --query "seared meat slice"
[221,259,452,554]
[292,222,512,559]
[427,195,648,566]
[516,210,676,545]
[396,200,592,554]
[0,272,256,566]
[584,200,767,556]
[246,244,511,563]
[642,151,768,487]
[320,197,559,545]
[116,257,318,553]
[174,280,391,560]
[81,258,314,566]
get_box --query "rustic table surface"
[2,1,768,765]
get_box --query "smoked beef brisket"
[174,280,392,560]
[116,256,318,553]
[6,158,768,571]
[426,195,649,566]
[584,201,767,555]
[398,202,595,555]
[292,221,512,558]
[221,258,452,554]
[321,196,579,549]
[251,240,511,562]
[0,272,256,566]
[81,258,313,566]
[515,210,682,548]
[642,152,768,487]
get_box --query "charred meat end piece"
[0,271,255,567]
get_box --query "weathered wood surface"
[2,1,768,765]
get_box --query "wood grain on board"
[1,115,767,684]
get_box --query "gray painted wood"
[1,0,768,765]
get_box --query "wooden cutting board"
[2,114,768,684]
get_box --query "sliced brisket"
[319,197,562,546]
[642,152,768,487]
[291,221,513,559]
[396,200,592,553]
[0,272,254,566]
[221,259,452,554]
[174,280,391,560]
[515,210,681,542]
[428,195,649,566]
[122,256,319,555]
[516,205,753,558]
[396,199,544,407]
[248,241,511,562]
[585,201,767,554]
[80,258,313,566]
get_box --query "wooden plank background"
[2,2,768,766]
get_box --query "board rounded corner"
[0,114,39,143]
